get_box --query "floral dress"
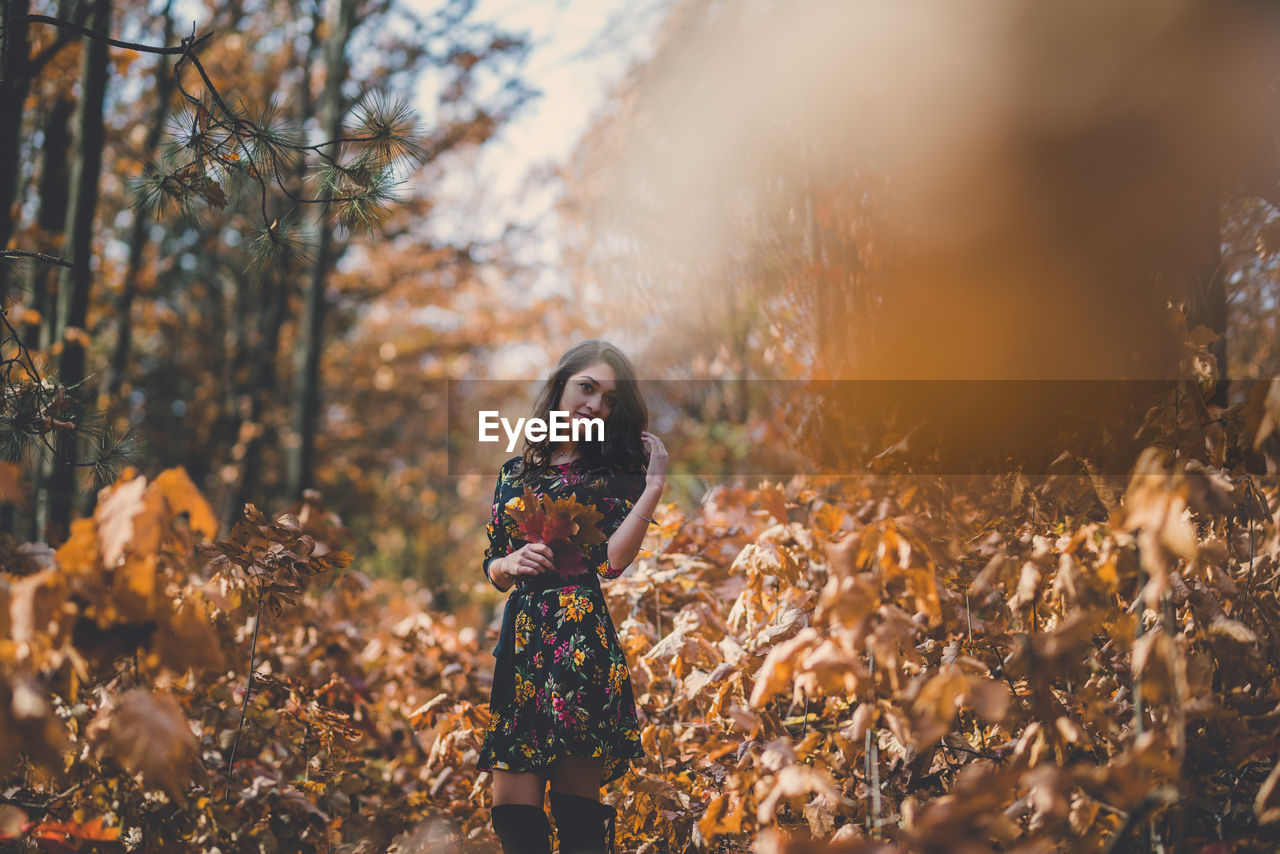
[477,455,648,784]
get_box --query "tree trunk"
[222,0,325,526]
[22,89,74,541]
[224,265,290,525]
[105,0,175,400]
[27,97,73,345]
[286,0,357,500]
[41,0,111,543]
[214,264,245,528]
[0,0,32,267]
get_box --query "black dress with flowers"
[477,455,648,784]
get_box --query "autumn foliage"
[0,370,1277,853]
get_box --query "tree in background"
[2,0,532,556]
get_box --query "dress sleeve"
[483,459,515,591]
[589,464,648,580]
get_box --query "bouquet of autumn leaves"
[504,487,606,580]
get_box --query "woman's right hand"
[492,543,556,589]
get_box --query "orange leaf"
[696,791,745,843]
[506,488,606,548]
[28,816,120,841]
[112,554,158,622]
[154,466,219,539]
[813,502,846,537]
[55,517,101,576]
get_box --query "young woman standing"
[478,340,669,854]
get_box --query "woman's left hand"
[640,431,668,487]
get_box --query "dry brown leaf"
[1008,561,1041,610]
[760,736,797,772]
[409,693,453,728]
[967,677,1012,722]
[155,595,226,675]
[795,638,866,700]
[7,569,68,646]
[841,703,876,746]
[749,627,819,707]
[815,572,880,629]
[909,665,969,746]
[87,688,196,798]
[1206,616,1258,645]
[755,764,847,825]
[726,702,762,736]
[96,474,149,567]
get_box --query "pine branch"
[26,15,212,55]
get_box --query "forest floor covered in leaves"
[3,414,1280,852]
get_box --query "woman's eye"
[579,382,592,391]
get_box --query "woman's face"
[557,360,618,435]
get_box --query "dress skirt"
[478,581,645,784]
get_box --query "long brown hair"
[519,340,648,482]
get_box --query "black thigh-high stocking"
[491,803,552,854]
[548,790,616,854]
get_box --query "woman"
[479,340,669,854]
